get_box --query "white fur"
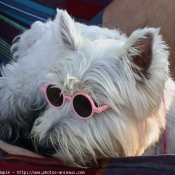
[0,9,175,167]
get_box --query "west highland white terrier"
[0,9,175,167]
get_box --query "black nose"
[37,141,57,156]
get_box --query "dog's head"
[31,9,169,167]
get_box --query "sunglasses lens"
[73,95,92,118]
[46,85,63,107]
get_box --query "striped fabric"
[0,148,175,175]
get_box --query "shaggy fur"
[0,9,175,167]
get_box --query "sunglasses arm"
[94,105,109,114]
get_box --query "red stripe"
[66,0,105,20]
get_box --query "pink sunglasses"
[40,85,109,120]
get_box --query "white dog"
[0,9,175,167]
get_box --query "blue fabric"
[0,0,56,26]
[0,55,10,65]
[88,9,105,27]
[0,39,12,67]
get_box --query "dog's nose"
[38,141,57,156]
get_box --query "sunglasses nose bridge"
[64,95,72,102]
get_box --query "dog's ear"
[119,28,169,118]
[56,9,82,51]
[129,33,152,79]
[123,28,166,80]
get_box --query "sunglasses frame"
[40,85,109,120]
